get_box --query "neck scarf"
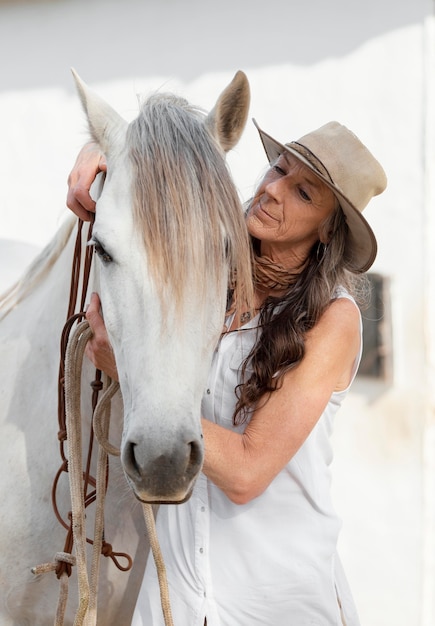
[253,253,297,291]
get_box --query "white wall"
[0,0,432,624]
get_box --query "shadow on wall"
[0,0,428,92]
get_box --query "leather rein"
[53,218,132,579]
[32,217,174,626]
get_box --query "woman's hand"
[67,142,107,221]
[85,293,119,381]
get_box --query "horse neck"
[0,215,95,323]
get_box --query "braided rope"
[31,553,76,625]
[142,503,174,626]
[65,320,174,626]
[64,320,93,625]
[92,379,121,457]
[92,367,175,625]
[87,376,112,624]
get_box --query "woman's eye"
[298,187,312,202]
[272,165,286,176]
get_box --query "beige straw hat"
[253,119,387,273]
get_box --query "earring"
[316,241,327,261]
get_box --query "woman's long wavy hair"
[233,205,370,425]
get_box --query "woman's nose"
[264,175,287,201]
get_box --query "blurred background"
[0,0,434,624]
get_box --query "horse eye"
[89,238,113,263]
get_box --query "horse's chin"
[133,489,194,505]
[124,474,196,505]
[132,486,194,505]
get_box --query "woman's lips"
[258,199,278,222]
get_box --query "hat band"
[289,141,334,184]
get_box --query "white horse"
[0,70,252,625]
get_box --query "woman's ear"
[319,202,341,243]
[318,221,333,244]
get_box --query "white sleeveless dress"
[132,292,362,626]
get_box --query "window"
[358,273,392,381]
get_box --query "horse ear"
[71,68,128,152]
[205,70,250,153]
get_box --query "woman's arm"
[84,294,360,506]
[201,297,361,504]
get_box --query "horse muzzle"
[121,430,204,504]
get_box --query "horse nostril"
[187,440,203,472]
[123,441,141,479]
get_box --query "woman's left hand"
[67,142,107,221]
[85,292,119,381]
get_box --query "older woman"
[67,117,386,625]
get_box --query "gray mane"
[0,92,253,320]
[127,92,252,310]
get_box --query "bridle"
[54,218,133,579]
[31,219,132,626]
[32,217,174,626]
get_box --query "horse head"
[72,70,252,504]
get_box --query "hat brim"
[253,120,377,273]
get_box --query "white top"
[132,292,362,626]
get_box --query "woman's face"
[246,152,337,266]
